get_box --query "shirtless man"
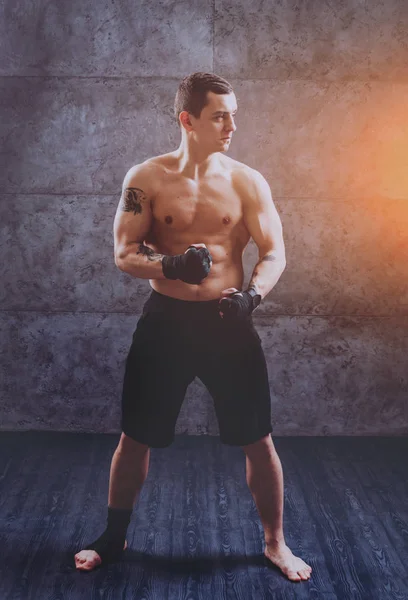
[74,72,312,583]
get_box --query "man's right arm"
[113,163,167,279]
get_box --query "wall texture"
[1,0,407,436]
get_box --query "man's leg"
[74,433,150,571]
[242,434,313,582]
[108,433,150,508]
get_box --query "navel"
[165,215,173,225]
[222,216,231,225]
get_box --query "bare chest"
[151,172,244,238]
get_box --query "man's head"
[174,72,237,151]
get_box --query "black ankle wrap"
[83,506,132,564]
[84,530,126,564]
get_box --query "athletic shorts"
[121,289,273,448]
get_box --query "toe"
[74,552,100,571]
[288,571,302,581]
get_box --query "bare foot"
[264,543,312,582]
[74,540,127,571]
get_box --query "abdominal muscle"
[149,240,244,301]
[149,242,246,302]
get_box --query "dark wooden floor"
[0,432,407,600]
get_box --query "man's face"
[187,91,238,150]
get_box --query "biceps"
[246,204,284,256]
[114,187,153,259]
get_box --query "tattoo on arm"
[260,254,277,263]
[248,251,285,294]
[120,187,147,215]
[248,266,260,293]
[136,243,164,262]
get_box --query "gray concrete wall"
[1,0,407,436]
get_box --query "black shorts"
[121,289,273,448]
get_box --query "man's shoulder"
[229,160,264,194]
[145,152,175,171]
[126,156,166,176]
[124,157,167,197]
[231,163,272,213]
[228,158,262,182]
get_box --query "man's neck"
[175,148,222,181]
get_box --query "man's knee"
[241,434,275,457]
[119,432,150,454]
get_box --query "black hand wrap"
[219,291,257,322]
[162,246,212,285]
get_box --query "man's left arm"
[218,170,286,319]
[243,170,286,300]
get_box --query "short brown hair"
[174,72,234,128]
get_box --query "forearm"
[115,242,168,279]
[247,251,286,299]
